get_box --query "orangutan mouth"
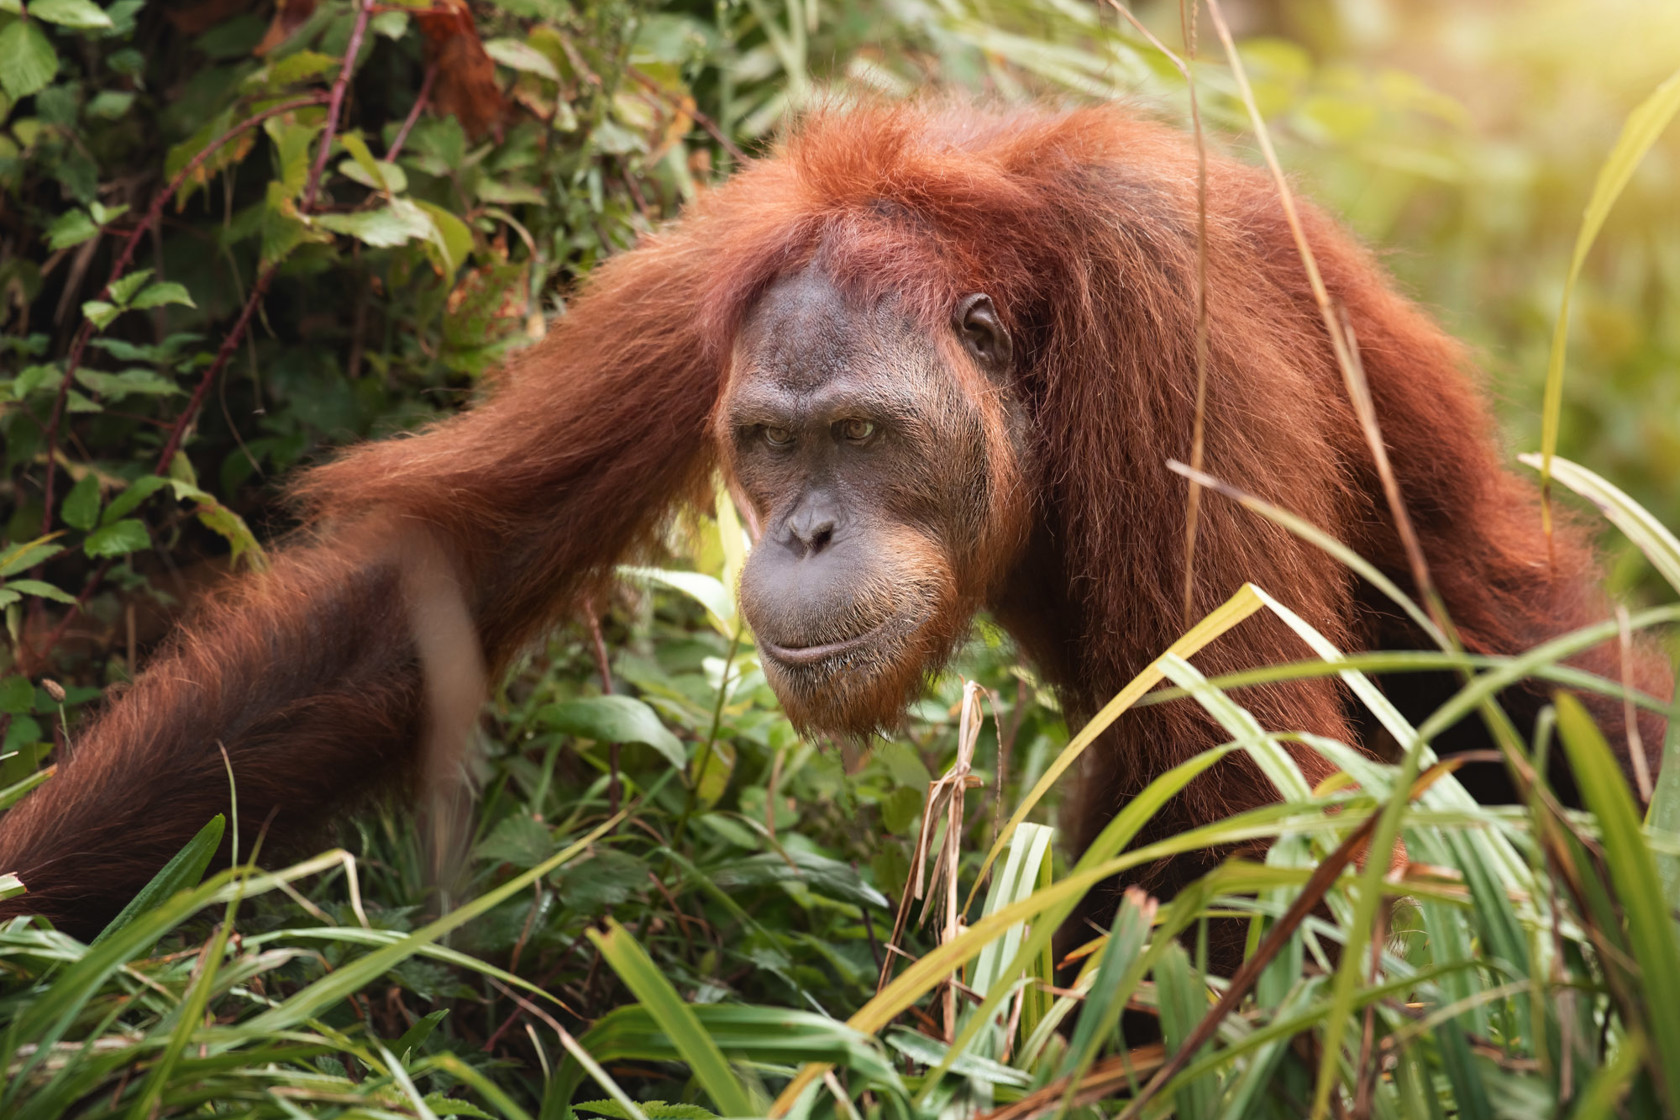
[756,619,895,666]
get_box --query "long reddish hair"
[0,100,1667,937]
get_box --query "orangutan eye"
[838,418,877,443]
[763,426,794,447]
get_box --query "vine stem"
[302,0,375,212]
[37,93,330,538]
[31,0,375,672]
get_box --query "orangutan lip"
[758,620,891,666]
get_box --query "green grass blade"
[1058,889,1156,1089]
[241,810,622,1034]
[966,583,1266,913]
[1519,453,1680,597]
[1570,1033,1644,1120]
[1556,692,1680,1113]
[1538,67,1680,516]
[124,917,232,1119]
[1155,942,1217,1120]
[93,812,224,947]
[588,918,757,1118]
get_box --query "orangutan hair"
[0,101,1668,939]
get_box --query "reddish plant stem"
[626,65,746,164]
[386,63,437,162]
[38,93,330,538]
[32,0,374,673]
[302,0,376,212]
[153,266,277,474]
[20,561,112,676]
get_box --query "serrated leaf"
[81,300,120,329]
[423,1092,494,1119]
[484,36,560,81]
[338,155,406,193]
[29,0,113,29]
[0,536,64,578]
[194,501,265,567]
[108,267,154,306]
[61,473,101,530]
[536,695,685,769]
[314,201,434,248]
[338,131,383,184]
[75,368,181,399]
[84,518,149,557]
[102,475,172,524]
[0,579,77,605]
[263,49,336,89]
[130,281,196,310]
[266,120,317,200]
[45,209,99,251]
[414,199,472,275]
[0,22,56,98]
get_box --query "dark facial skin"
[720,266,1026,735]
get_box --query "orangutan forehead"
[730,266,939,395]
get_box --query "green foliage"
[1,0,1678,1117]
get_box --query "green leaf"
[709,849,889,908]
[415,199,473,275]
[185,494,265,567]
[108,267,154,306]
[83,518,149,557]
[28,0,113,29]
[85,89,133,119]
[129,281,196,310]
[1556,693,1680,1115]
[91,814,225,947]
[0,675,34,713]
[266,119,316,199]
[263,48,336,89]
[484,36,560,81]
[80,300,119,330]
[0,536,64,577]
[61,472,101,530]
[102,474,171,524]
[339,155,407,193]
[620,565,735,634]
[1156,942,1218,1120]
[393,1008,449,1059]
[74,368,181,400]
[314,200,434,248]
[536,695,685,769]
[588,919,758,1118]
[338,131,384,184]
[45,209,98,250]
[0,579,76,605]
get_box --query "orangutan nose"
[784,501,837,556]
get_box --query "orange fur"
[0,101,1668,939]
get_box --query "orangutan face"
[719,264,1027,735]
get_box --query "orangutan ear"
[954,293,1013,377]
